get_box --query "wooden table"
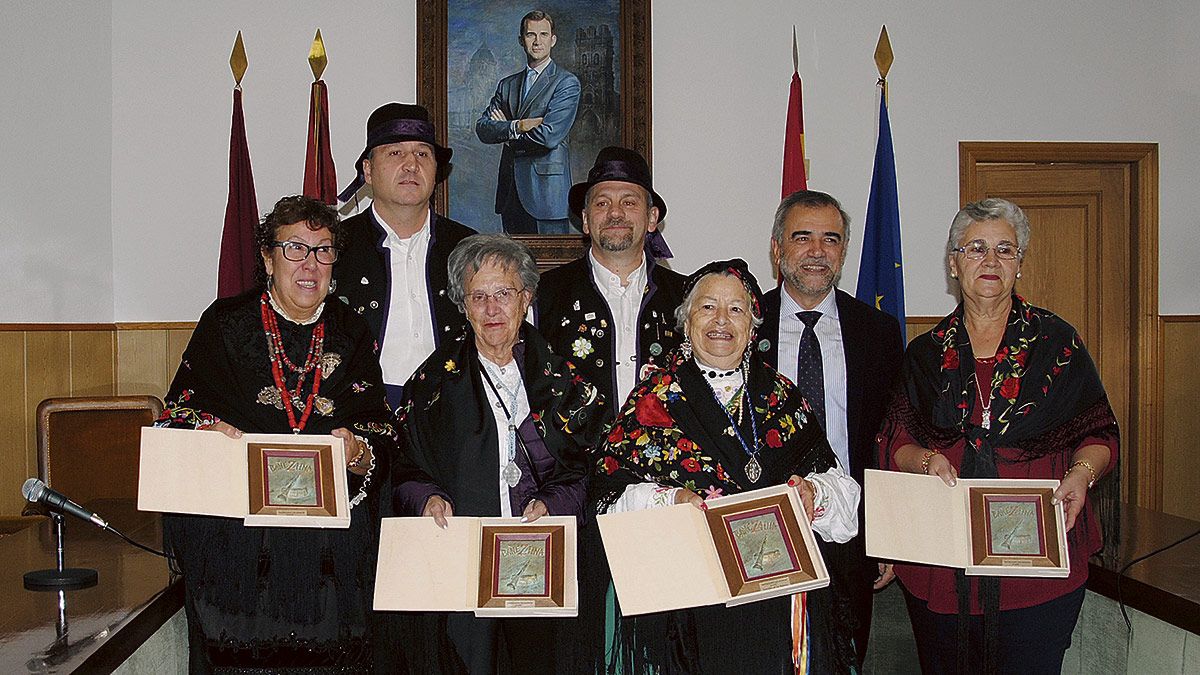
[0,501,182,673]
[1088,503,1200,634]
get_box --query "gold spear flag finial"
[309,29,328,81]
[230,31,248,85]
[874,25,893,102]
[792,25,799,74]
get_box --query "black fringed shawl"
[158,291,396,670]
[591,349,858,674]
[878,295,1119,673]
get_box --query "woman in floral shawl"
[876,198,1119,674]
[592,259,861,674]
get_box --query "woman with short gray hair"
[391,233,607,672]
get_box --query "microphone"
[22,478,109,530]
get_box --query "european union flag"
[856,95,905,339]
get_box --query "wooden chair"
[32,396,164,530]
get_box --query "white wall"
[2,0,1198,321]
[1,1,112,322]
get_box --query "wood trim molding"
[0,322,197,332]
[959,141,1160,509]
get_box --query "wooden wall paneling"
[70,330,116,397]
[22,332,72,514]
[906,317,940,346]
[164,328,193,396]
[1160,317,1200,521]
[0,333,28,516]
[116,330,169,398]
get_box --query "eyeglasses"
[951,239,1022,261]
[272,241,339,264]
[465,287,526,308]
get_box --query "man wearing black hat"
[536,146,686,421]
[335,103,477,408]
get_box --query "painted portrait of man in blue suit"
[476,10,581,234]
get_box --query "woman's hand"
[520,499,548,523]
[895,444,957,486]
[873,563,896,590]
[422,495,453,529]
[205,421,242,438]
[787,475,816,521]
[1052,469,1091,532]
[925,452,958,487]
[333,428,372,476]
[674,488,705,510]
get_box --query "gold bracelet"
[921,449,940,475]
[1070,458,1099,485]
[1066,460,1097,489]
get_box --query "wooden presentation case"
[865,469,1069,577]
[374,516,577,618]
[138,426,350,528]
[597,484,829,615]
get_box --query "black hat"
[568,146,666,222]
[337,103,453,202]
[683,259,765,319]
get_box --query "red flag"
[303,80,338,204]
[782,70,808,196]
[217,87,260,298]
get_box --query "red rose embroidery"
[1063,347,1073,357]
[677,438,693,452]
[767,392,779,407]
[999,376,1020,400]
[634,395,673,427]
[1014,349,1028,367]
[716,464,727,481]
[607,425,624,444]
[942,348,960,370]
[603,456,619,474]
[995,346,1009,362]
[766,429,783,448]
[681,458,701,472]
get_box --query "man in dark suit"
[334,103,477,409]
[476,9,580,235]
[760,189,905,667]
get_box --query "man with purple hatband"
[335,103,477,409]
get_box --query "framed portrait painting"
[417,0,652,265]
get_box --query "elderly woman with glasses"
[591,259,862,673]
[391,233,607,673]
[158,195,396,671]
[876,198,1119,674]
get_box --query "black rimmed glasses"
[951,239,1022,260]
[272,241,339,264]
[465,287,526,308]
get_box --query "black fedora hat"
[568,146,666,223]
[337,103,453,202]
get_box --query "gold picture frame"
[477,524,567,610]
[247,442,338,519]
[968,486,1065,572]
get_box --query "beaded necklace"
[260,292,325,432]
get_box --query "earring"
[680,338,693,360]
[1016,272,1022,279]
[266,275,273,290]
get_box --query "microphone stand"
[23,512,99,591]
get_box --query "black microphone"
[22,478,109,530]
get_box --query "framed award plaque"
[968,486,1066,574]
[478,525,566,610]
[248,443,339,518]
[702,485,828,606]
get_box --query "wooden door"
[960,143,1159,508]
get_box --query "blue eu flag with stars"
[856,95,906,340]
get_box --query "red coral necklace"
[260,292,325,432]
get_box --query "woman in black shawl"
[391,234,607,673]
[877,198,1119,674]
[592,259,862,673]
[158,196,396,673]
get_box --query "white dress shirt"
[479,355,531,518]
[376,206,435,387]
[777,288,851,472]
[588,250,648,406]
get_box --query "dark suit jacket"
[331,208,476,352]
[536,256,686,421]
[760,287,904,486]
[475,60,581,221]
